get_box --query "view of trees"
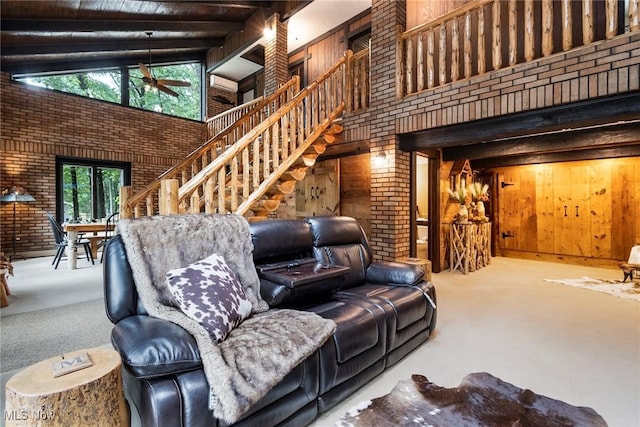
[62,164,123,222]
[19,63,201,121]
[129,63,201,120]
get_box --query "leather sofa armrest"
[111,315,202,379]
[365,261,425,285]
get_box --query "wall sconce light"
[373,150,388,168]
[263,26,275,40]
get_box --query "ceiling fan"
[138,32,191,97]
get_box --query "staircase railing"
[175,53,348,217]
[120,53,348,219]
[398,0,640,97]
[122,76,300,218]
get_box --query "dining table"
[63,222,115,270]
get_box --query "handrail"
[125,76,300,214]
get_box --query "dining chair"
[99,212,119,263]
[46,212,94,269]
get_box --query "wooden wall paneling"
[635,158,640,248]
[589,161,613,259]
[340,154,371,237]
[611,158,637,260]
[406,0,469,30]
[635,158,640,249]
[307,30,345,83]
[535,165,554,253]
[571,164,593,257]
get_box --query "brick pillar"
[264,13,288,97]
[368,0,410,261]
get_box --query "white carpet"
[544,276,640,302]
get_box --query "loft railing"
[206,97,263,138]
[121,53,350,219]
[122,76,300,218]
[398,0,640,97]
[206,78,300,138]
[346,48,370,112]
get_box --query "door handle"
[564,205,568,217]
[575,205,579,217]
[501,232,515,238]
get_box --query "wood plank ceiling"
[0,0,300,75]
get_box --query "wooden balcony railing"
[346,48,370,112]
[206,78,300,138]
[398,0,640,97]
[122,77,300,218]
[206,97,263,138]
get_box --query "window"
[15,62,202,121]
[20,71,121,103]
[56,157,131,223]
[129,63,202,120]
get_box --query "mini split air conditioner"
[209,75,238,92]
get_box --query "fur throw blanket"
[117,214,336,423]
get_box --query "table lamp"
[1,186,36,261]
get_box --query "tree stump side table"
[5,347,129,427]
[398,257,432,282]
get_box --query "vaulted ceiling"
[0,0,306,75]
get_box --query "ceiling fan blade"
[138,63,153,80]
[156,84,179,98]
[156,79,191,87]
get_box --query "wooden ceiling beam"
[1,38,223,56]
[442,121,640,162]
[145,0,271,8]
[1,19,243,32]
[5,52,206,75]
[400,91,640,150]
[469,145,640,169]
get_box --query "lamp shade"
[1,186,36,203]
[1,193,36,203]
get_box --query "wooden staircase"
[120,53,352,221]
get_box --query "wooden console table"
[449,222,491,274]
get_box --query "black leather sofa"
[104,215,437,427]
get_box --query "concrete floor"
[2,256,639,426]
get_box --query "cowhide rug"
[335,372,607,427]
[544,277,640,303]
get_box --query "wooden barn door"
[495,157,640,265]
[295,159,340,218]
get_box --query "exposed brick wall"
[366,0,410,261]
[264,13,289,96]
[0,72,206,255]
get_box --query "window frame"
[55,156,131,223]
